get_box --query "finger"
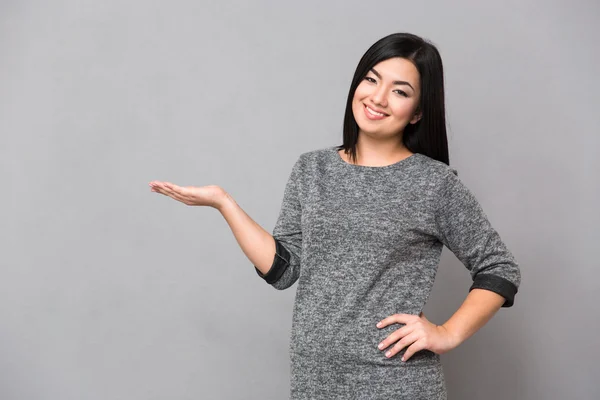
[150,182,167,191]
[153,184,188,204]
[164,182,184,192]
[163,186,193,204]
[158,183,182,197]
[162,184,192,199]
[151,185,168,195]
[377,313,419,328]
[385,332,420,359]
[149,181,168,187]
[402,338,427,362]
[164,189,189,204]
[151,184,170,196]
[377,324,414,351]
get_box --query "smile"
[363,104,388,120]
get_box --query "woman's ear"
[410,108,422,124]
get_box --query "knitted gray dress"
[255,145,521,400]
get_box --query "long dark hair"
[337,32,449,166]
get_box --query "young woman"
[149,32,521,400]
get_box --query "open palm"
[149,181,225,208]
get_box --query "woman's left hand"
[376,312,461,362]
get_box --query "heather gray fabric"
[257,145,521,400]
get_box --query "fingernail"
[376,322,382,327]
[378,343,384,349]
[401,357,405,362]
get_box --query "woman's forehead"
[370,58,420,90]
[371,58,418,77]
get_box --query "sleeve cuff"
[469,274,518,308]
[255,238,291,285]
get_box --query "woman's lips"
[363,104,388,120]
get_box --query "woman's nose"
[371,86,387,107]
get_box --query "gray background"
[1,0,598,399]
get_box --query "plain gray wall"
[1,0,598,399]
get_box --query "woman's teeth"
[366,105,385,116]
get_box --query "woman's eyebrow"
[369,68,415,91]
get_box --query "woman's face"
[352,57,422,140]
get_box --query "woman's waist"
[295,348,440,369]
[290,328,441,370]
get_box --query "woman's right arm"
[149,181,278,275]
[216,191,278,276]
[150,155,304,290]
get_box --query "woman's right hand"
[149,181,227,209]
[150,180,278,274]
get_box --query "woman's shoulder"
[413,154,482,205]
[291,145,338,169]
[292,146,460,184]
[411,153,460,189]
[413,153,458,176]
[298,145,337,160]
[280,146,336,184]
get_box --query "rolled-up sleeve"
[434,169,521,307]
[255,156,304,290]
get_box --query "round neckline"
[331,146,419,170]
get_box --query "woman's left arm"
[441,287,506,347]
[433,168,521,308]
[376,168,521,361]
[376,288,505,361]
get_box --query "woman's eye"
[364,77,407,97]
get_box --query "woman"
[149,32,521,400]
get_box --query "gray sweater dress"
[255,145,521,400]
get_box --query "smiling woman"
[150,32,521,400]
[352,58,422,132]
